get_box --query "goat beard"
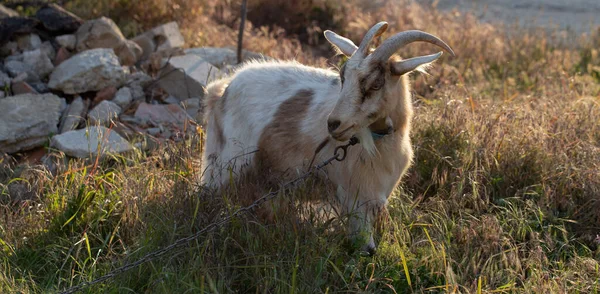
[356,127,377,157]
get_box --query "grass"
[2,0,600,293]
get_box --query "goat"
[200,21,454,254]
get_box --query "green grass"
[2,0,600,293]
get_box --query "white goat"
[201,21,454,254]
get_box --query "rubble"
[51,126,134,158]
[88,100,122,126]
[0,93,65,153]
[157,54,218,101]
[75,17,142,66]
[48,48,128,94]
[133,21,185,60]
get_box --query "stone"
[50,126,134,159]
[75,17,141,66]
[11,81,39,95]
[23,48,54,79]
[88,100,121,126]
[41,41,56,60]
[181,97,202,121]
[0,70,10,88]
[134,102,193,129]
[133,22,185,60]
[126,71,152,100]
[0,17,40,45]
[48,48,128,94]
[59,96,88,133]
[53,46,71,65]
[35,3,83,34]
[7,182,37,202]
[0,4,19,18]
[30,82,49,93]
[12,71,41,84]
[4,59,32,78]
[16,33,42,51]
[0,91,5,99]
[0,41,17,56]
[157,54,219,101]
[0,93,64,153]
[163,96,179,104]
[112,87,133,108]
[185,47,269,68]
[55,34,76,50]
[92,86,117,105]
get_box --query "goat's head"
[324,22,455,142]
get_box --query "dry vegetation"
[1,0,600,293]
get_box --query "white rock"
[16,34,42,51]
[0,93,65,153]
[158,54,219,101]
[181,98,202,121]
[88,100,122,126]
[41,41,56,60]
[59,96,87,133]
[112,87,133,108]
[51,126,134,158]
[133,21,184,60]
[4,59,32,77]
[48,48,128,94]
[0,71,10,88]
[23,49,54,79]
[55,34,76,50]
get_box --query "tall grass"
[1,0,599,292]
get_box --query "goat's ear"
[324,30,358,57]
[390,52,443,76]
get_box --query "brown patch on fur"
[256,89,315,178]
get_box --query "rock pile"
[0,3,268,163]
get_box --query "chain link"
[58,139,359,294]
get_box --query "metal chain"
[58,138,359,294]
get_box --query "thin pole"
[237,0,248,64]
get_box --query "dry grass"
[1,0,600,293]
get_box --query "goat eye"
[371,77,384,91]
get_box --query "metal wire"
[58,138,359,294]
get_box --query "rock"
[17,34,42,51]
[50,126,134,158]
[126,71,152,100]
[41,41,56,60]
[92,86,117,105]
[0,5,18,19]
[75,17,141,66]
[12,71,41,84]
[56,34,76,50]
[23,49,54,79]
[185,47,269,68]
[181,97,202,121]
[59,96,88,133]
[53,46,71,65]
[0,93,64,153]
[134,102,193,129]
[88,100,121,126]
[30,82,49,93]
[112,87,133,108]
[48,48,128,94]
[35,3,83,34]
[163,96,179,104]
[133,21,185,60]
[11,81,39,95]
[0,71,10,88]
[4,59,31,78]
[0,41,17,56]
[0,17,40,45]
[157,54,218,101]
[0,91,5,99]
[7,182,37,202]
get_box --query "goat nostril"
[328,120,341,132]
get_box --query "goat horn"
[356,22,389,56]
[370,30,455,61]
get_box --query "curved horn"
[324,30,358,56]
[370,30,455,61]
[356,21,389,56]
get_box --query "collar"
[369,116,394,141]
